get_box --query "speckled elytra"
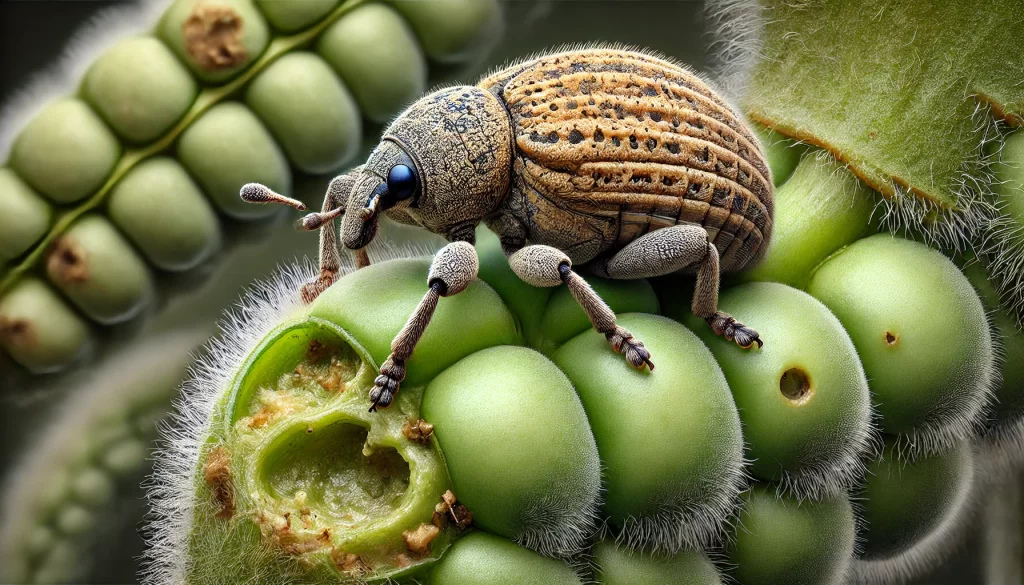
[241,47,775,411]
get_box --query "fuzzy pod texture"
[0,329,207,585]
[670,281,873,500]
[807,234,996,456]
[0,0,500,375]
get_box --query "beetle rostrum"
[240,47,774,412]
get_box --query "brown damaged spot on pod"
[0,317,34,349]
[403,523,441,556]
[183,4,247,71]
[433,489,473,530]
[332,551,371,577]
[402,419,434,444]
[203,446,234,519]
[46,237,89,283]
[241,389,307,429]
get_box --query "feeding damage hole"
[884,331,899,347]
[47,237,88,283]
[779,368,812,404]
[204,446,235,519]
[262,422,410,528]
[183,4,247,70]
[0,318,33,347]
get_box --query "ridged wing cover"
[480,49,773,271]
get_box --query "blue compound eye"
[387,164,417,200]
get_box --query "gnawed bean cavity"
[177,102,290,220]
[0,168,51,262]
[726,484,856,585]
[675,282,872,500]
[107,157,221,271]
[0,277,91,373]
[553,313,743,552]
[82,36,198,143]
[158,0,270,83]
[10,98,120,203]
[430,531,583,585]
[592,538,723,585]
[807,234,995,455]
[317,3,427,124]
[45,214,152,325]
[245,51,361,174]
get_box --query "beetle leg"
[369,241,479,412]
[598,224,762,350]
[506,245,654,371]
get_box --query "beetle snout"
[342,176,388,250]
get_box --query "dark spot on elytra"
[629,135,638,149]
[599,101,613,110]
[548,131,559,143]
[649,112,662,123]
[667,143,680,154]
[568,129,584,144]
[567,100,578,110]
[549,103,558,111]
[732,195,746,212]
[646,138,657,151]
[594,129,605,142]
[697,147,710,163]
[614,104,626,119]
[688,182,702,196]
[612,137,621,146]
[662,177,673,186]
[588,98,596,106]
[644,86,658,96]
[712,187,729,206]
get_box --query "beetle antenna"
[295,207,343,231]
[239,183,307,211]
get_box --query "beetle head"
[342,85,513,249]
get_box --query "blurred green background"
[0,1,1012,584]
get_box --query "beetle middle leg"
[505,244,655,371]
[596,224,762,349]
[368,240,479,411]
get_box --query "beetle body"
[241,48,775,411]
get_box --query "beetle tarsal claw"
[707,312,763,349]
[369,358,406,412]
[606,326,655,371]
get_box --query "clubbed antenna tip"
[239,183,307,211]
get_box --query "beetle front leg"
[369,241,479,411]
[241,166,370,304]
[507,245,654,371]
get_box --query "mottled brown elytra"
[241,47,775,411]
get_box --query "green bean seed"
[71,467,115,508]
[995,131,1024,227]
[158,0,270,83]
[177,102,290,219]
[593,539,723,585]
[102,438,147,476]
[107,157,221,271]
[859,439,972,559]
[807,234,994,449]
[431,531,584,585]
[553,313,743,551]
[678,282,871,498]
[26,526,54,558]
[388,0,500,63]
[0,168,51,262]
[45,214,152,324]
[726,485,855,585]
[255,0,338,32]
[82,36,198,143]
[245,52,361,173]
[0,277,90,373]
[317,3,427,124]
[751,125,807,187]
[55,506,94,536]
[10,98,120,203]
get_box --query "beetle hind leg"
[598,224,762,350]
